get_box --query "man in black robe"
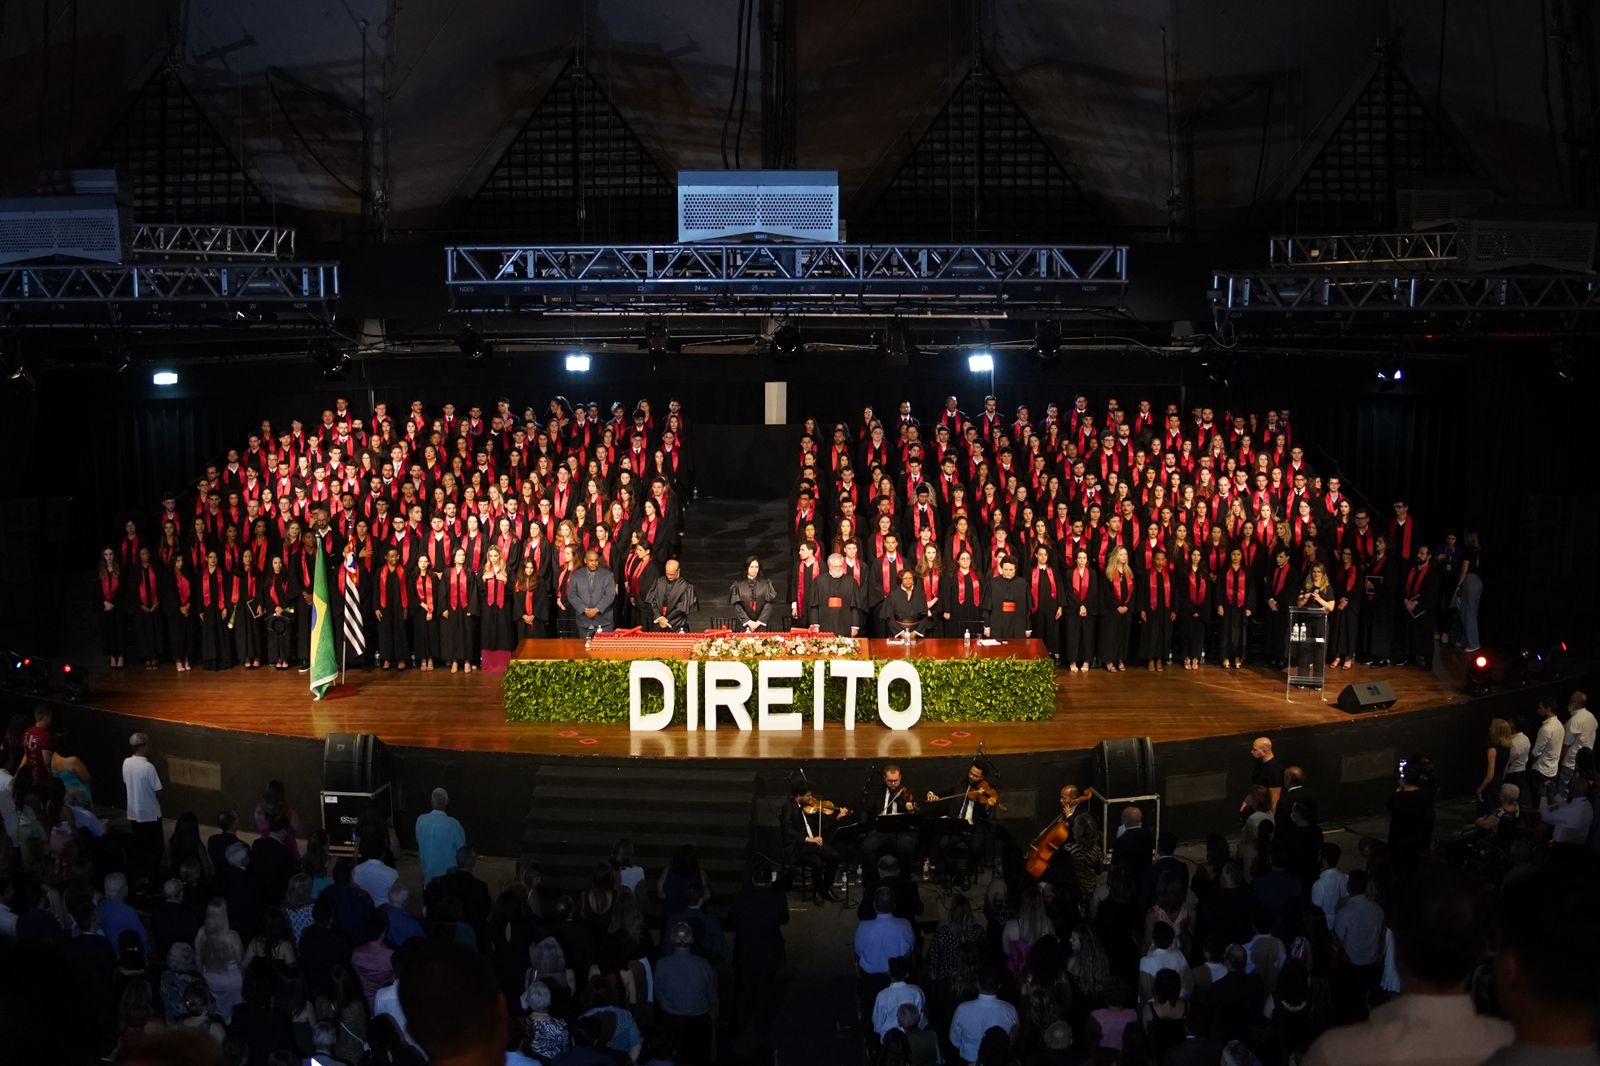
[645,560,699,633]
[984,556,1030,639]
[807,553,861,636]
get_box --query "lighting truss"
[1267,231,1457,269]
[0,261,339,305]
[127,223,297,260]
[1210,270,1600,329]
[445,242,1128,314]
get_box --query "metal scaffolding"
[1267,231,1457,269]
[1211,270,1600,328]
[0,261,339,305]
[445,242,1129,313]
[127,223,297,260]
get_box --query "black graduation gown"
[410,572,443,660]
[374,565,411,663]
[234,572,266,663]
[1063,567,1101,666]
[984,574,1029,638]
[1178,570,1211,658]
[440,567,477,665]
[939,569,985,638]
[622,557,662,630]
[807,573,862,635]
[1397,561,1440,666]
[513,581,548,643]
[476,573,516,653]
[164,569,196,660]
[131,566,164,660]
[729,577,778,631]
[881,585,931,638]
[1098,571,1137,665]
[1027,565,1063,658]
[264,573,298,663]
[1137,569,1176,661]
[197,567,236,669]
[1361,552,1398,661]
[97,573,126,656]
[1260,564,1297,664]
[1330,567,1362,660]
[1216,565,1255,660]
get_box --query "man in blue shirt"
[414,787,466,887]
[854,886,915,1026]
[97,872,150,954]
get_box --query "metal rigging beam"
[0,261,339,306]
[1211,270,1600,330]
[1267,231,1457,269]
[445,242,1129,314]
[127,223,297,260]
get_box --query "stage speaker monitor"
[1094,737,1156,797]
[1336,681,1398,715]
[323,733,390,793]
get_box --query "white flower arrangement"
[692,633,861,659]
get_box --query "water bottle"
[963,628,972,646]
[922,858,932,880]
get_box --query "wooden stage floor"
[85,652,1474,761]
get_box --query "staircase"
[520,763,760,895]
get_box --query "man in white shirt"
[121,733,164,887]
[354,841,400,904]
[949,970,1019,1064]
[1505,725,1531,808]
[1559,691,1596,794]
[1139,922,1193,999]
[1332,871,1386,973]
[1306,867,1512,1066]
[1311,842,1349,928]
[1539,794,1594,844]
[871,957,926,1037]
[1531,701,1564,798]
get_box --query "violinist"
[925,758,1000,888]
[779,780,850,902]
[860,763,919,872]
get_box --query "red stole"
[101,572,119,603]
[1148,569,1171,610]
[1187,571,1208,606]
[139,568,158,606]
[1270,565,1291,601]
[956,570,980,605]
[1072,567,1091,603]
[1405,561,1430,598]
[449,568,470,609]
[1224,567,1248,607]
[484,573,506,608]
[174,571,191,605]
[379,565,409,609]
[1030,566,1057,612]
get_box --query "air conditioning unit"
[0,195,124,265]
[678,170,839,243]
[1459,209,1598,274]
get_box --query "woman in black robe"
[883,567,931,638]
[476,545,516,670]
[374,546,411,670]
[1027,544,1063,662]
[163,554,195,671]
[96,548,126,669]
[131,547,163,669]
[1062,548,1100,673]
[264,556,297,670]
[1177,549,1211,671]
[1361,535,1399,666]
[1216,547,1254,669]
[1137,548,1176,671]
[196,550,236,671]
[938,549,986,639]
[513,555,547,643]
[730,556,778,632]
[1259,547,1297,669]
[1098,548,1137,672]
[1329,547,1362,670]
[441,547,477,672]
[983,556,1029,639]
[234,549,266,669]
[410,555,442,670]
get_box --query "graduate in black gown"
[163,554,195,671]
[807,552,862,636]
[1098,549,1137,672]
[984,556,1029,639]
[131,548,163,669]
[513,555,547,644]
[882,567,931,639]
[1216,548,1255,669]
[96,548,125,669]
[1027,545,1063,662]
[1137,548,1176,671]
[476,546,516,671]
[410,556,442,670]
[441,548,477,672]
[196,551,237,671]
[1259,546,1297,668]
[374,546,412,670]
[1361,536,1399,666]
[939,549,985,639]
[729,556,778,632]
[1177,549,1211,670]
[1397,545,1440,669]
[264,556,297,670]
[1063,548,1100,672]
[234,549,266,669]
[1328,547,1362,670]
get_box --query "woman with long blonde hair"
[1099,547,1137,672]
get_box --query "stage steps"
[520,763,760,895]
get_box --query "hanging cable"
[734,0,755,168]
[265,66,365,201]
[720,0,748,168]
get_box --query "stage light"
[644,318,672,357]
[58,660,85,701]
[1376,355,1404,389]
[113,346,135,375]
[771,324,804,360]
[1465,652,1492,696]
[151,370,178,386]
[311,341,349,380]
[5,364,36,391]
[967,352,995,374]
[565,353,592,373]
[455,327,491,362]
[1029,322,1061,367]
[1505,649,1532,688]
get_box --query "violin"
[803,798,848,817]
[1024,787,1095,880]
[927,779,1007,813]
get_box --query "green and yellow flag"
[309,542,338,699]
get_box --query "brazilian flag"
[309,542,338,699]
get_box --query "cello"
[1024,785,1094,880]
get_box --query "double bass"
[1024,786,1094,879]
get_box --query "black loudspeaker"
[1336,681,1398,714]
[1094,737,1156,797]
[323,733,389,792]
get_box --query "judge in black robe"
[1361,542,1399,666]
[163,558,195,669]
[807,554,862,636]
[729,557,778,632]
[440,559,478,671]
[1396,546,1440,669]
[881,569,931,639]
[1062,551,1100,671]
[410,562,442,669]
[374,549,412,669]
[1259,550,1297,668]
[984,558,1029,639]
[1216,551,1255,669]
[644,562,698,633]
[1177,560,1211,669]
[1098,559,1138,671]
[938,555,985,639]
[1027,548,1063,661]
[1137,552,1176,668]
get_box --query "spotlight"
[1029,322,1061,368]
[565,353,592,373]
[875,321,917,367]
[771,324,804,361]
[6,364,36,391]
[58,660,85,701]
[967,352,995,374]
[1376,356,1404,389]
[312,342,350,380]
[455,327,492,362]
[1465,652,1492,696]
[1504,649,1532,688]
[151,370,179,387]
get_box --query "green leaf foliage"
[503,656,1057,726]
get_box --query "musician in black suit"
[923,758,1000,887]
[859,764,920,873]
[778,779,849,902]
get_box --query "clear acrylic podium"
[1286,606,1329,702]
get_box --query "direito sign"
[628,659,922,731]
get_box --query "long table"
[511,637,1052,661]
